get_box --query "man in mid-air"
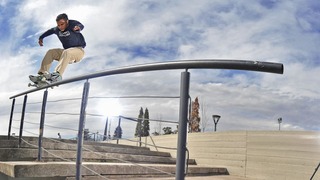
[30,13,86,83]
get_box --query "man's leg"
[38,48,63,74]
[54,47,85,76]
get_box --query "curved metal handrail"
[10,59,283,99]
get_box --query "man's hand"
[38,39,43,46]
[73,26,80,31]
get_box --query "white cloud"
[1,0,319,137]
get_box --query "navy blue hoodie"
[39,20,86,49]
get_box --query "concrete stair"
[0,136,228,179]
[0,162,227,179]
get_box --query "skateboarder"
[29,13,86,84]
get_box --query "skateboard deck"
[28,75,52,88]
[28,81,51,88]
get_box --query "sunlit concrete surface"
[115,131,320,180]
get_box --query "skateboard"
[28,75,52,88]
[28,81,51,88]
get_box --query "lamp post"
[212,115,221,132]
[278,117,282,131]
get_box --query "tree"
[84,128,93,141]
[113,126,122,139]
[135,107,144,137]
[163,127,173,135]
[142,108,150,136]
[84,128,89,140]
[189,97,201,132]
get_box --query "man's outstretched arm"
[38,28,55,46]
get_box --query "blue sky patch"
[117,44,178,60]
[259,0,278,9]
[0,1,19,42]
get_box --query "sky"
[0,0,319,139]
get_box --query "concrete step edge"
[0,161,228,178]
[0,148,196,165]
[0,139,171,157]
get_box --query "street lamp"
[278,117,282,131]
[212,115,221,132]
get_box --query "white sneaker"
[29,74,46,83]
[49,72,62,83]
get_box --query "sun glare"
[97,99,122,118]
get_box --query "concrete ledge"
[0,162,228,178]
[0,148,187,164]
[0,139,171,157]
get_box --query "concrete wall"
[115,131,320,180]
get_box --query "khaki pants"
[38,47,85,76]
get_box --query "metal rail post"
[38,89,48,161]
[8,98,16,140]
[19,95,28,147]
[310,162,320,180]
[103,117,108,141]
[175,70,190,180]
[76,81,90,180]
[116,116,122,144]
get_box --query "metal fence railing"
[7,59,284,180]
